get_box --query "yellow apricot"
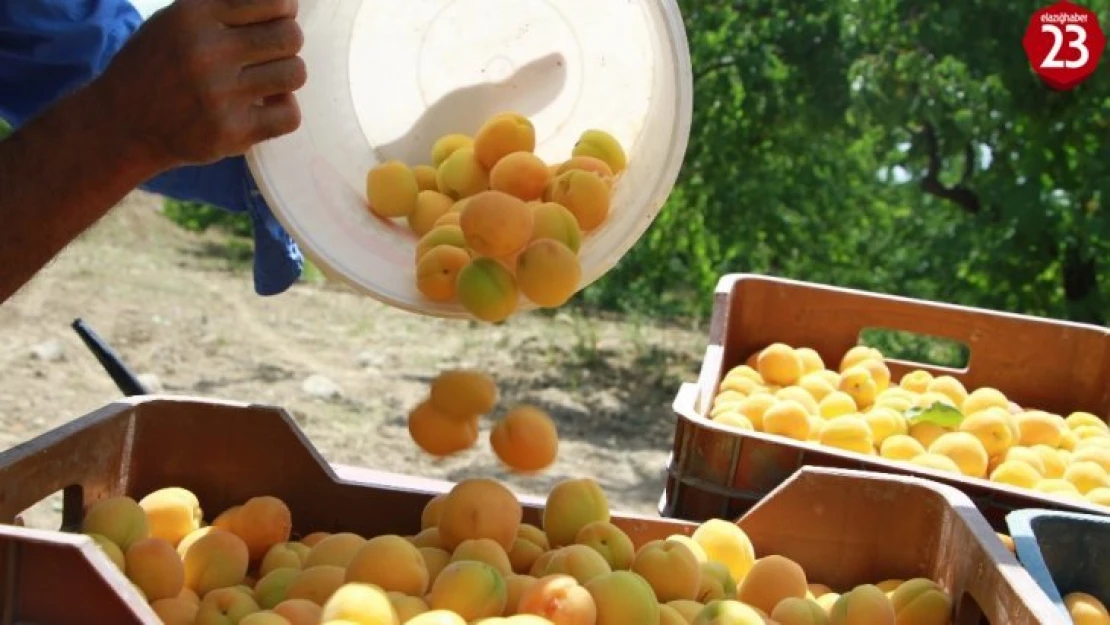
[416,244,471,302]
[320,582,399,624]
[571,130,627,174]
[138,487,202,547]
[87,533,126,572]
[367,160,419,218]
[414,164,440,192]
[756,343,802,387]
[490,405,559,473]
[421,547,452,581]
[959,407,1014,458]
[434,211,461,228]
[574,521,635,571]
[437,147,490,200]
[285,565,346,605]
[830,584,895,624]
[151,596,199,625]
[530,202,582,254]
[273,599,322,625]
[819,416,873,455]
[772,597,830,625]
[863,406,907,446]
[259,543,305,578]
[490,151,552,202]
[429,560,509,620]
[909,453,962,475]
[474,113,536,170]
[763,400,812,441]
[409,190,457,237]
[126,537,185,601]
[516,239,581,308]
[82,496,150,551]
[459,190,535,258]
[305,532,367,569]
[180,528,249,596]
[543,478,610,548]
[989,460,1043,489]
[346,534,430,596]
[195,587,259,625]
[690,519,756,583]
[584,570,659,625]
[457,257,519,323]
[545,170,611,232]
[432,134,474,167]
[452,538,513,577]
[415,224,467,262]
[632,539,701,602]
[839,345,883,372]
[690,599,763,624]
[408,400,479,457]
[899,369,933,393]
[438,478,523,552]
[928,432,989,478]
[819,392,857,420]
[839,366,878,408]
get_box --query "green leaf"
[904,403,965,428]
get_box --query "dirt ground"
[0,192,709,528]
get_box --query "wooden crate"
[0,396,1060,624]
[662,273,1110,530]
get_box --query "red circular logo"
[1022,0,1106,90]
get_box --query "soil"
[0,192,709,528]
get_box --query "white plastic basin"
[247,0,694,318]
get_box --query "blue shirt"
[0,0,304,296]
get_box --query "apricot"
[301,532,331,548]
[416,244,471,302]
[529,550,557,577]
[82,495,150,551]
[690,519,756,583]
[430,370,499,419]
[459,190,534,258]
[668,600,707,622]
[414,164,440,192]
[429,560,508,620]
[516,574,597,625]
[408,399,480,457]
[138,487,203,547]
[735,554,807,614]
[889,578,951,625]
[509,537,546,575]
[432,134,474,167]
[125,537,184,601]
[285,565,347,605]
[697,561,736,602]
[503,574,537,615]
[409,191,457,237]
[366,161,419,219]
[660,604,688,625]
[437,147,490,200]
[88,532,126,571]
[195,587,259,625]
[434,212,461,228]
[543,478,610,548]
[518,524,550,551]
[421,547,452,581]
[388,591,430,620]
[1065,591,1110,625]
[772,597,829,625]
[632,538,700,602]
[151,596,199,625]
[438,478,523,551]
[412,527,448,550]
[181,527,250,596]
[260,543,306,578]
[829,584,895,625]
[451,538,513,577]
[928,432,989,478]
[255,567,299,609]
[543,544,612,585]
[490,151,552,202]
[490,405,559,472]
[272,599,322,625]
[474,113,537,170]
[306,533,368,569]
[571,130,626,174]
[227,496,293,564]
[584,570,659,625]
[318,582,399,624]
[416,225,467,263]
[241,612,291,625]
[574,521,635,571]
[515,239,581,308]
[557,156,614,182]
[545,171,610,232]
[456,257,519,324]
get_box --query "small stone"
[302,374,342,400]
[29,340,65,362]
[356,351,384,368]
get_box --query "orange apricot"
[490,405,559,473]
[459,190,534,258]
[516,239,581,308]
[545,170,610,232]
[408,400,479,457]
[490,151,552,202]
[416,245,471,302]
[473,113,536,170]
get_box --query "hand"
[92,0,307,170]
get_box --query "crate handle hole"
[9,487,71,531]
[857,328,971,371]
[953,589,988,624]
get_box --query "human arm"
[0,0,307,304]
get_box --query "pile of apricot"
[365,112,627,324]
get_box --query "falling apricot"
[490,405,559,473]
[530,203,582,254]
[456,257,519,324]
[409,190,457,237]
[437,147,490,200]
[417,245,471,302]
[459,191,534,258]
[516,239,581,308]
[474,113,536,170]
[490,151,552,202]
[430,370,499,418]
[367,160,419,218]
[408,400,479,457]
[546,170,611,232]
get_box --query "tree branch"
[917,122,982,214]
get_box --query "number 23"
[1041,23,1090,69]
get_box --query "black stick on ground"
[71,318,149,397]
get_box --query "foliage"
[163,199,252,238]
